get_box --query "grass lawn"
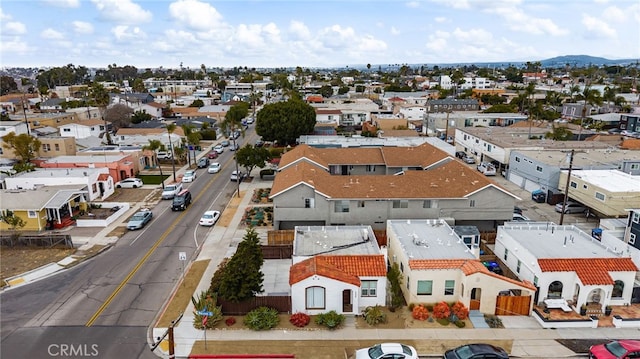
[138,174,169,185]
[157,259,210,327]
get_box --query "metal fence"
[0,234,74,248]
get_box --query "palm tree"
[142,139,165,189]
[90,83,111,144]
[166,123,177,182]
[576,86,603,136]
[602,86,617,111]
[181,124,201,167]
[568,85,581,102]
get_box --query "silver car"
[555,201,587,214]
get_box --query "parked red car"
[590,340,640,359]
[207,150,218,159]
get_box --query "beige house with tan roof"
[114,127,184,148]
[270,144,519,230]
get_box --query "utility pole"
[559,149,575,225]
[21,93,30,136]
[150,313,182,357]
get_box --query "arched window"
[306,286,325,309]
[612,280,624,298]
[548,281,563,298]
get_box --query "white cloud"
[357,35,387,52]
[72,21,94,34]
[289,20,311,41]
[434,16,447,23]
[42,0,80,8]
[452,27,493,43]
[41,28,64,40]
[430,0,471,10]
[5,21,26,35]
[426,30,450,52]
[91,0,152,24]
[0,8,10,20]
[485,3,568,36]
[168,0,224,31]
[593,0,609,3]
[0,36,32,54]
[582,14,616,39]
[602,6,625,22]
[111,25,147,41]
[318,25,356,50]
[390,26,400,35]
[406,1,420,8]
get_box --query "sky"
[1,0,639,69]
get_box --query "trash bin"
[591,228,602,241]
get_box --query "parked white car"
[207,162,221,174]
[199,210,221,226]
[355,343,418,359]
[477,162,496,176]
[555,201,587,214]
[161,183,183,200]
[115,178,143,188]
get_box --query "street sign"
[196,310,213,316]
[179,252,187,261]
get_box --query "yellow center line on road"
[85,170,221,327]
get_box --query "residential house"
[315,109,342,126]
[65,107,101,121]
[296,135,455,155]
[386,219,536,315]
[597,215,640,277]
[3,167,113,201]
[59,119,106,139]
[21,112,78,131]
[39,98,66,112]
[507,149,637,195]
[114,127,184,149]
[370,113,408,132]
[460,77,490,90]
[0,120,30,159]
[39,137,77,158]
[395,104,427,121]
[289,225,387,315]
[558,169,640,218]
[80,146,146,174]
[620,114,640,133]
[426,99,479,113]
[270,144,519,231]
[0,184,89,231]
[495,222,638,313]
[38,154,136,183]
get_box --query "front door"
[470,288,481,310]
[342,289,352,313]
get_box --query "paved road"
[0,127,259,359]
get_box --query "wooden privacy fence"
[1,234,74,248]
[267,230,295,245]
[495,295,531,316]
[261,245,293,259]
[218,296,292,315]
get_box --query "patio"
[534,303,640,328]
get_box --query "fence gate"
[495,295,531,316]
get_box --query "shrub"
[433,301,451,320]
[363,306,387,326]
[436,318,450,326]
[408,303,416,311]
[484,314,504,328]
[225,317,236,326]
[454,320,466,328]
[411,304,429,321]
[451,301,469,320]
[314,310,345,330]
[244,306,280,330]
[191,291,223,330]
[289,312,311,328]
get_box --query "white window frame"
[361,280,377,297]
[305,286,325,309]
[444,280,455,295]
[417,280,432,295]
[595,192,605,201]
[27,210,37,218]
[392,200,408,209]
[334,200,349,213]
[630,233,636,245]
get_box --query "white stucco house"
[59,119,106,139]
[289,226,387,315]
[3,167,114,201]
[387,219,537,315]
[495,222,638,314]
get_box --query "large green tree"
[0,210,26,231]
[1,76,18,95]
[217,228,264,302]
[235,144,272,177]
[255,99,316,146]
[2,132,42,165]
[90,83,112,144]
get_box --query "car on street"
[355,343,418,359]
[455,151,467,159]
[207,162,221,174]
[463,155,476,164]
[127,209,153,230]
[246,117,254,124]
[444,343,509,359]
[207,150,219,159]
[156,151,172,159]
[255,139,264,147]
[115,178,143,188]
[197,157,210,168]
[555,201,587,214]
[589,339,640,359]
[182,170,197,183]
[214,144,224,153]
[221,140,230,147]
[230,170,246,182]
[513,206,523,215]
[171,189,192,211]
[198,210,221,226]
[229,142,240,151]
[161,183,183,200]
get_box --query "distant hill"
[540,55,638,67]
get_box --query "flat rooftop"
[500,222,622,258]
[459,127,607,150]
[293,225,380,257]
[515,149,636,167]
[570,170,640,192]
[13,168,107,178]
[44,154,128,163]
[388,219,476,260]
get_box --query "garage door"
[508,173,525,188]
[523,179,541,193]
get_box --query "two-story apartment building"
[59,119,106,139]
[558,169,640,218]
[114,127,184,149]
[270,144,520,231]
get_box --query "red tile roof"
[409,259,536,291]
[289,255,386,286]
[97,173,110,181]
[538,258,638,285]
